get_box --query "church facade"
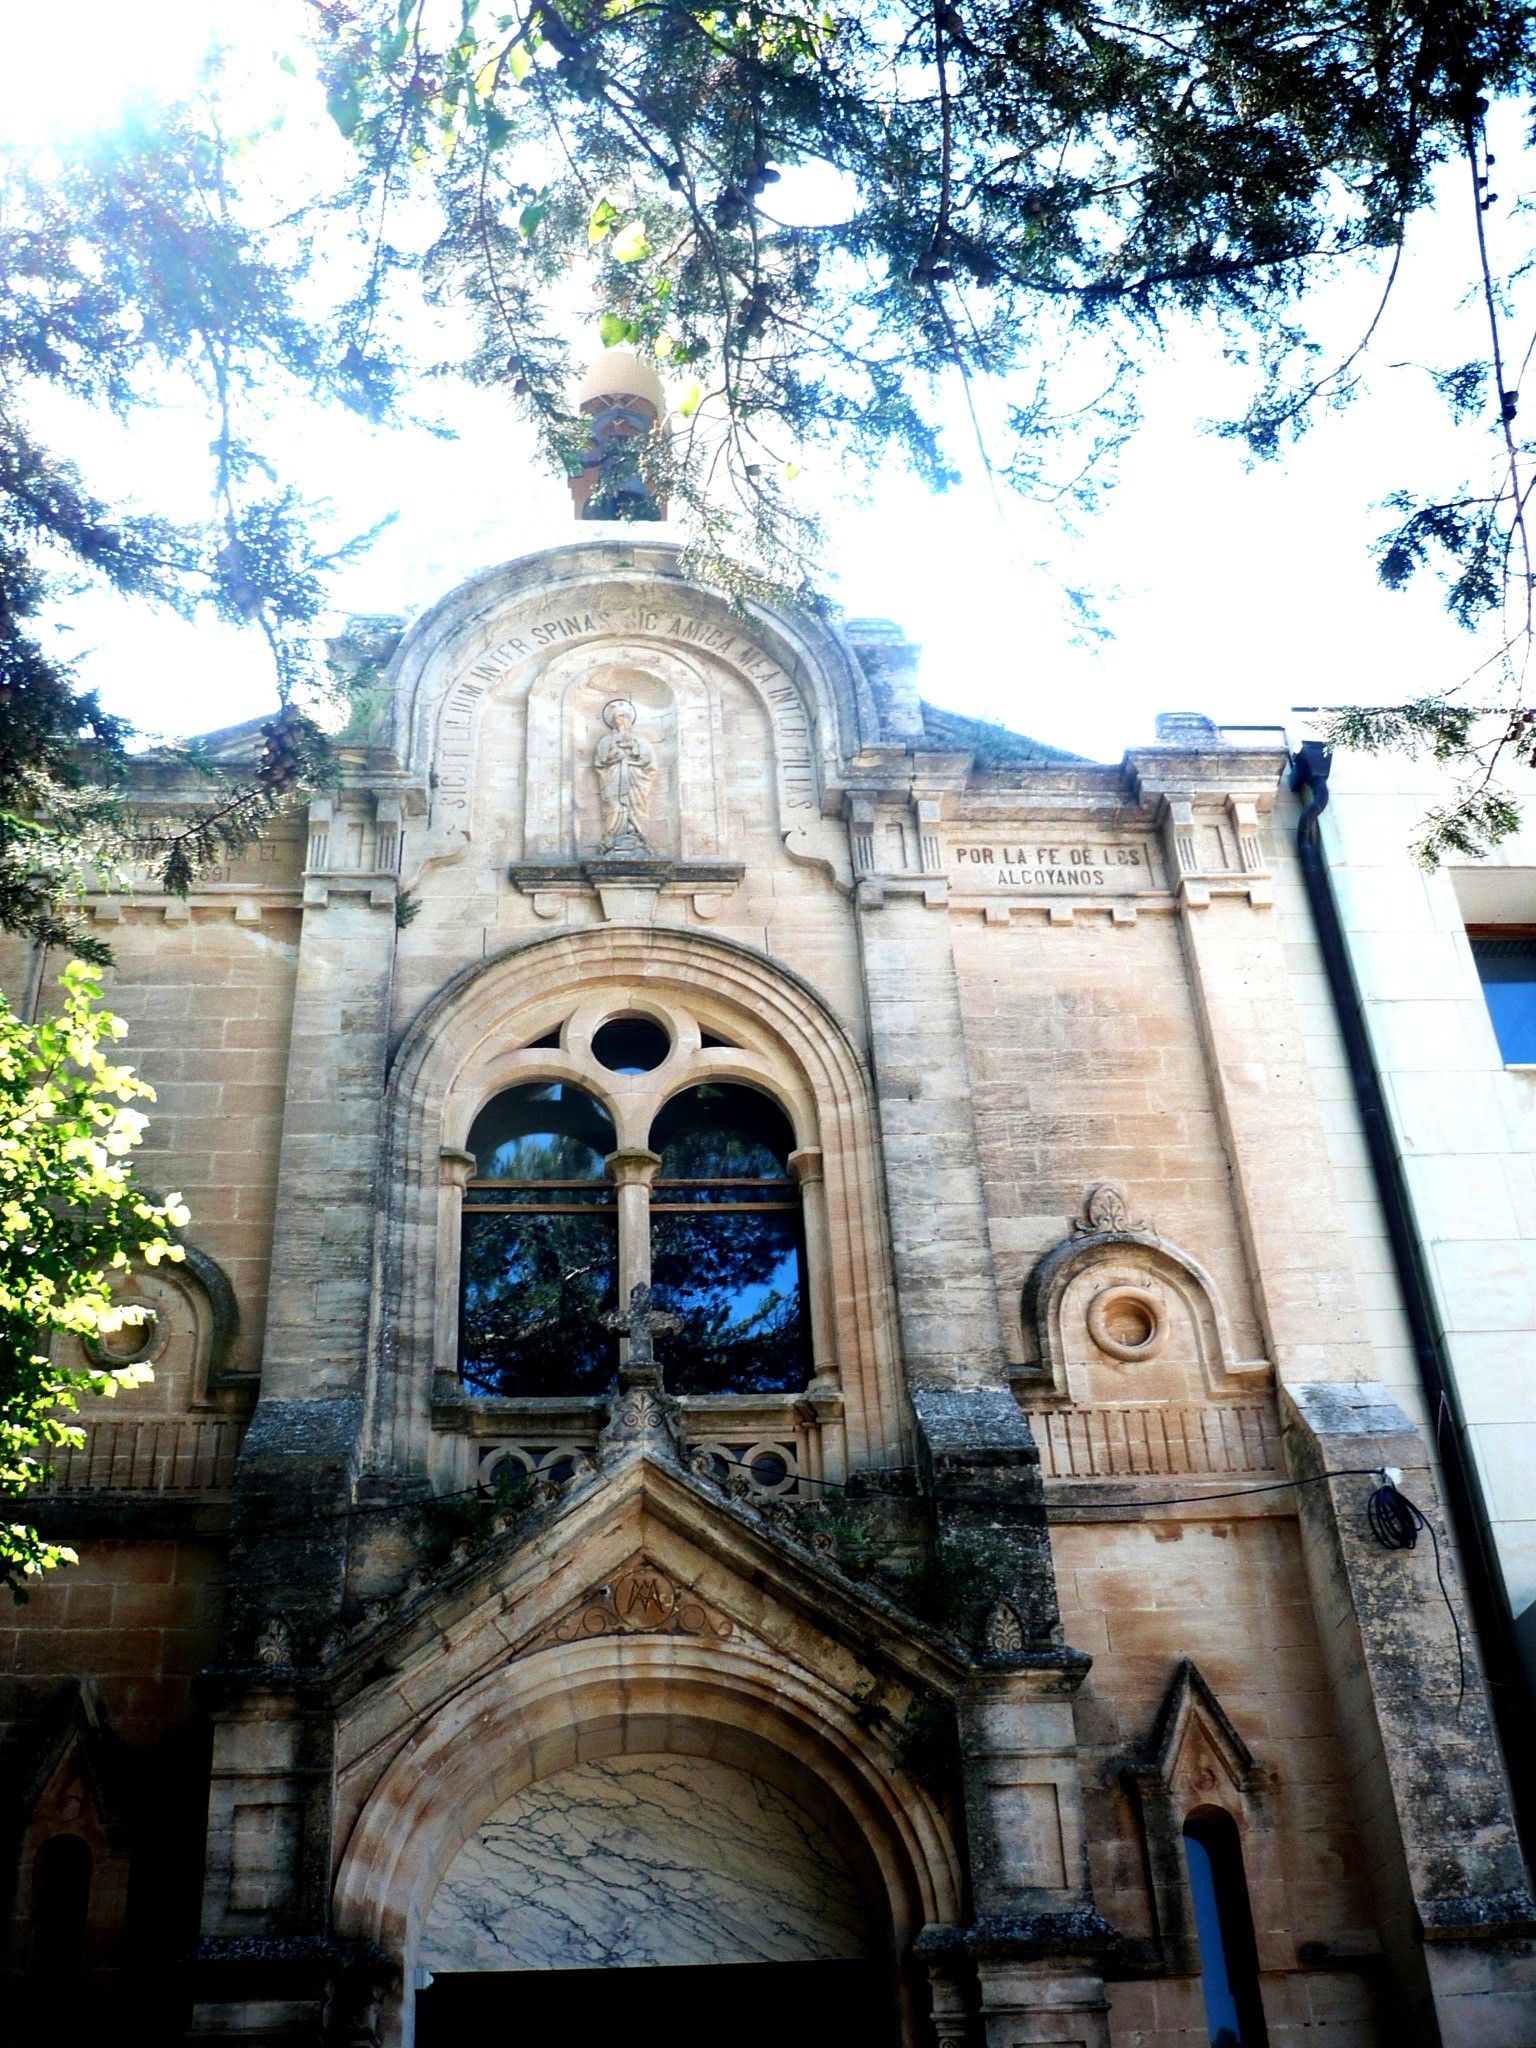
[3,535,1534,2045]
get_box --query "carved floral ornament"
[1075,1181,1147,1235]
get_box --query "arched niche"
[379,540,870,878]
[366,925,905,1478]
[58,1241,242,1413]
[523,640,726,861]
[331,1634,961,2048]
[1019,1228,1271,1404]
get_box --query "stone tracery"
[367,924,904,1491]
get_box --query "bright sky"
[6,0,1527,762]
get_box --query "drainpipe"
[1290,740,1536,1856]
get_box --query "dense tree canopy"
[0,94,397,957]
[5,0,1536,929]
[311,0,1536,856]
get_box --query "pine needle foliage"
[0,97,401,957]
[310,0,1536,847]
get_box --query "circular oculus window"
[591,1015,672,1074]
[1086,1285,1167,1363]
[86,1302,161,1367]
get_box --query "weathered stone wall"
[952,905,1262,1369]
[1,1537,226,1750]
[1057,1509,1383,2045]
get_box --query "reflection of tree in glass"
[649,1083,808,1395]
[651,1084,790,1181]
[477,1132,608,1181]
[460,1211,617,1396]
[468,1081,615,1181]
[651,1210,806,1394]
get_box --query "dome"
[575,345,666,418]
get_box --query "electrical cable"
[1366,1475,1467,1709]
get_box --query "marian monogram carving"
[592,696,657,855]
[531,1558,733,1651]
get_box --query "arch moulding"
[1018,1226,1272,1399]
[331,1633,962,2048]
[365,924,907,1479]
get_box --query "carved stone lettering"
[945,835,1163,894]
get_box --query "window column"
[606,1147,662,1332]
[787,1146,834,1380]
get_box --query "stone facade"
[1,538,1533,2044]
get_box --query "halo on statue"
[602,697,638,729]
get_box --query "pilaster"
[851,792,1009,1395]
[1283,1383,1536,2047]
[1130,744,1376,1384]
[193,782,406,2041]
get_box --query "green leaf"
[678,379,703,416]
[600,313,640,346]
[325,83,364,140]
[588,197,618,244]
[519,198,549,238]
[610,219,650,263]
[507,38,532,81]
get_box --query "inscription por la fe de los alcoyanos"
[947,840,1163,892]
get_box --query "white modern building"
[1287,737,1536,1760]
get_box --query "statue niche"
[592,697,657,856]
[523,645,727,864]
[570,669,680,860]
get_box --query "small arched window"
[648,1084,811,1395]
[460,1083,619,1396]
[1182,1809,1269,2048]
[30,1833,92,1979]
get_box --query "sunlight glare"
[0,0,277,145]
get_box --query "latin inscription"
[948,840,1161,892]
[446,602,820,828]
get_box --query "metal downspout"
[1289,740,1536,1856]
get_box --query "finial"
[571,344,667,521]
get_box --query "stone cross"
[601,1283,681,1387]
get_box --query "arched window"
[648,1084,811,1395]
[460,1083,619,1396]
[30,1833,92,1979]
[1182,1809,1269,2048]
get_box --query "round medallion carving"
[1086,1284,1167,1363]
[610,1565,677,1631]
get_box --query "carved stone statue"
[592,697,657,855]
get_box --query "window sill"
[432,1387,841,1434]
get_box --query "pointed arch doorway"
[412,1748,899,2048]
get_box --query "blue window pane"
[1473,938,1536,1063]
[1184,1831,1243,2046]
[651,1208,810,1394]
[460,1209,618,1396]
[1182,1813,1268,2048]
[467,1082,615,1181]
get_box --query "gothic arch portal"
[365,924,907,1479]
[331,1634,962,2048]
